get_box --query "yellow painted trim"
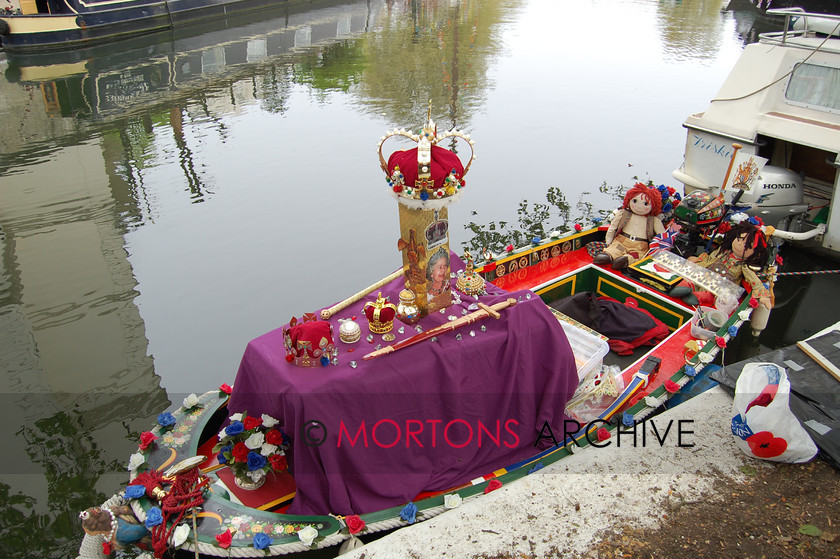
[258,491,296,511]
[491,468,507,478]
[155,448,178,473]
[3,15,80,33]
[78,0,155,7]
[534,275,576,297]
[595,276,686,328]
[19,62,88,81]
[196,511,223,524]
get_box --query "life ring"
[0,19,10,36]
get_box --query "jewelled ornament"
[338,318,361,344]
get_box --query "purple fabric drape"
[228,254,578,515]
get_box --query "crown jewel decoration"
[363,292,398,334]
[378,102,475,209]
[455,252,486,297]
[282,313,336,367]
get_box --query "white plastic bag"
[731,362,818,463]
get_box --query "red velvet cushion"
[387,145,464,189]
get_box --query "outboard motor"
[731,165,808,228]
[672,190,726,256]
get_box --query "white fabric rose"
[444,494,462,509]
[172,524,190,547]
[297,525,318,546]
[261,414,279,428]
[230,413,243,422]
[245,432,265,450]
[182,394,200,408]
[128,452,145,471]
[260,443,278,457]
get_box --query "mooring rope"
[775,269,840,276]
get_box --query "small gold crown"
[378,102,475,205]
[282,313,336,367]
[363,292,397,334]
[455,252,486,297]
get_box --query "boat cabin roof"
[684,9,840,153]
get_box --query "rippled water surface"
[0,0,779,555]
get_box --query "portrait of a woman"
[426,248,450,297]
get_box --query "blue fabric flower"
[663,202,673,213]
[674,192,682,200]
[528,462,544,474]
[684,365,697,377]
[660,191,669,201]
[247,451,268,471]
[592,217,603,223]
[124,485,145,499]
[658,184,667,192]
[157,412,176,428]
[217,444,232,464]
[728,325,739,337]
[531,236,541,245]
[253,533,273,550]
[144,507,163,528]
[748,216,760,225]
[622,412,635,427]
[400,502,417,524]
[225,420,244,436]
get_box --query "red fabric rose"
[574,223,582,232]
[596,427,611,442]
[231,442,249,462]
[505,244,513,252]
[138,431,158,450]
[216,529,233,549]
[266,429,285,446]
[219,383,233,395]
[749,297,759,308]
[718,222,732,234]
[715,336,727,348]
[243,416,263,431]
[664,380,680,393]
[269,454,288,471]
[345,514,365,535]
[484,479,502,494]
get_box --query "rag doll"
[670,221,772,309]
[594,183,666,270]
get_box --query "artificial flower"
[124,485,146,499]
[261,414,279,428]
[215,529,233,549]
[182,393,200,409]
[531,236,541,245]
[698,352,713,363]
[225,421,245,436]
[230,413,243,421]
[484,479,502,494]
[596,428,610,442]
[269,454,287,471]
[144,507,163,528]
[265,429,285,446]
[231,442,249,462]
[718,221,732,234]
[664,380,680,393]
[644,396,660,408]
[297,525,318,546]
[505,244,513,252]
[715,336,727,349]
[621,412,635,427]
[244,432,265,450]
[749,297,759,308]
[172,524,190,547]
[775,255,784,266]
[444,494,462,509]
[128,452,145,471]
[217,444,231,464]
[157,412,176,429]
[683,365,697,378]
[219,383,233,395]
[345,514,365,535]
[243,416,262,431]
[400,502,418,524]
[253,533,273,550]
[247,451,268,471]
[738,309,752,321]
[260,443,278,457]
[138,431,157,450]
[728,325,739,337]
[574,223,583,232]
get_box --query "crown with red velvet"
[378,104,475,207]
[363,292,397,334]
[282,313,336,367]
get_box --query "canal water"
[0,0,783,556]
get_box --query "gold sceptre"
[363,298,518,360]
[320,269,404,320]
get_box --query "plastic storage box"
[552,310,610,382]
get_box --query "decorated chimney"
[377,105,475,316]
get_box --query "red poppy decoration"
[219,383,233,395]
[216,529,233,549]
[484,479,502,494]
[596,427,611,442]
[746,431,787,458]
[749,297,759,308]
[664,380,680,393]
[715,336,727,349]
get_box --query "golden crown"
[378,103,475,207]
[363,292,398,334]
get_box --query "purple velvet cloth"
[228,255,578,515]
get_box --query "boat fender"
[0,19,10,36]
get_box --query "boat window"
[785,63,840,113]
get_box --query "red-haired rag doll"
[594,183,665,270]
